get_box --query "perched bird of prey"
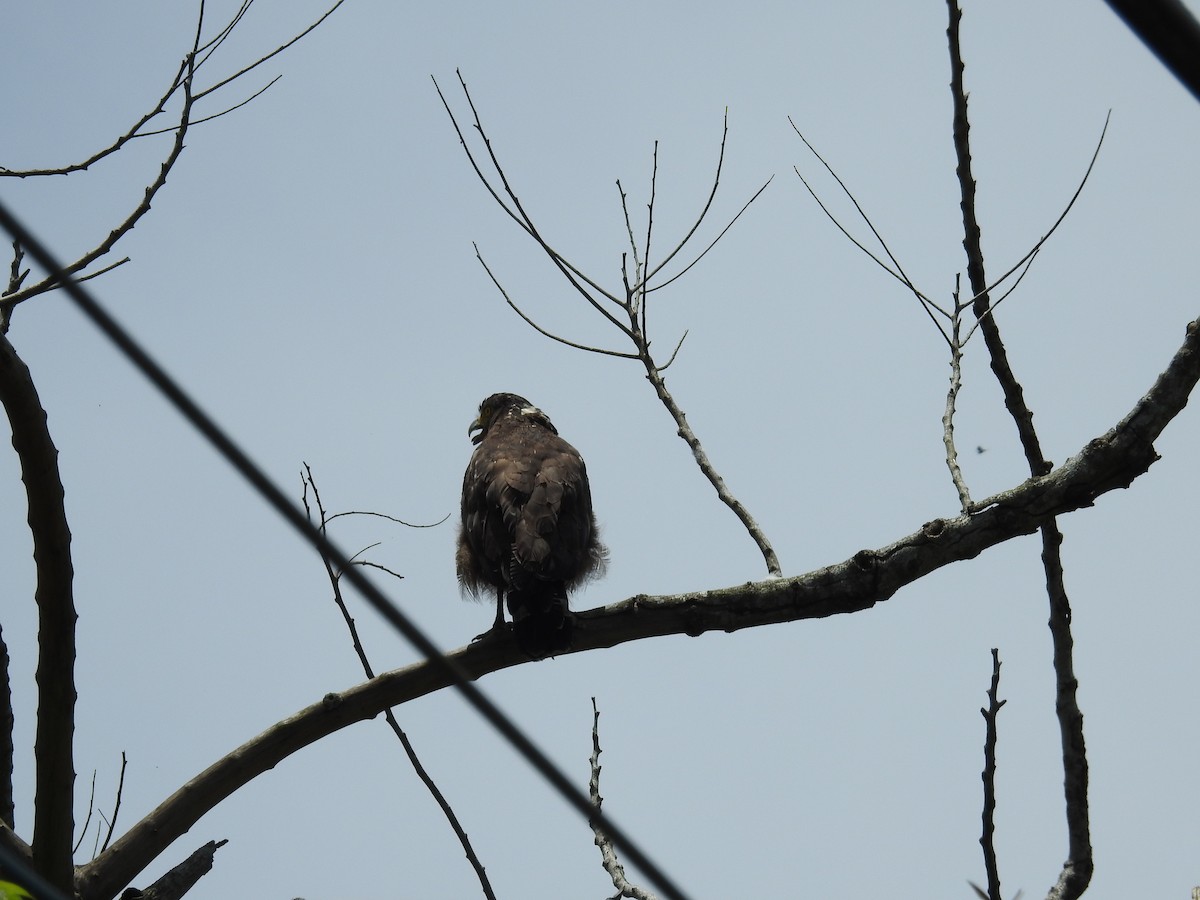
[457,392,606,655]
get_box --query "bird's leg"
[471,590,509,643]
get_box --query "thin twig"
[301,465,498,900]
[943,279,973,512]
[136,76,283,136]
[324,509,450,528]
[0,53,198,314]
[589,699,658,900]
[72,772,97,856]
[641,361,781,574]
[978,648,1006,900]
[100,752,127,854]
[642,110,728,286]
[1,0,343,326]
[433,73,634,336]
[789,119,952,331]
[473,248,637,359]
[647,175,773,295]
[960,113,1110,346]
[193,0,348,101]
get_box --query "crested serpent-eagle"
[457,392,606,655]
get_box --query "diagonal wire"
[0,838,72,900]
[1102,0,1200,102]
[0,196,691,900]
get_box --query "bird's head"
[468,392,555,444]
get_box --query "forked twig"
[438,74,781,575]
[474,247,637,359]
[793,86,1105,513]
[0,0,346,323]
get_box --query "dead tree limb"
[120,839,227,900]
[946,2,1092,896]
[0,334,76,893]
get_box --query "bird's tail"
[506,583,573,657]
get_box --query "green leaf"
[0,880,35,900]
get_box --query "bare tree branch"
[638,362,781,575]
[73,772,96,856]
[432,73,634,336]
[301,466,498,900]
[0,50,191,179]
[192,0,348,102]
[0,51,198,316]
[75,315,1200,900]
[100,753,128,855]
[589,699,657,900]
[960,115,1109,346]
[0,335,77,893]
[789,120,952,340]
[0,624,13,833]
[945,3,1092,897]
[473,247,637,359]
[977,649,1007,900]
[0,0,346,322]
[943,280,973,512]
[122,839,228,900]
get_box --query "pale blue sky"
[3,2,1200,898]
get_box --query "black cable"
[1102,0,1200,102]
[0,197,691,900]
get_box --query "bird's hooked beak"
[468,416,484,445]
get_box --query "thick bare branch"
[0,625,12,833]
[1040,522,1092,900]
[75,314,1200,900]
[0,51,190,179]
[0,335,77,893]
[124,839,227,900]
[947,3,1047,477]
